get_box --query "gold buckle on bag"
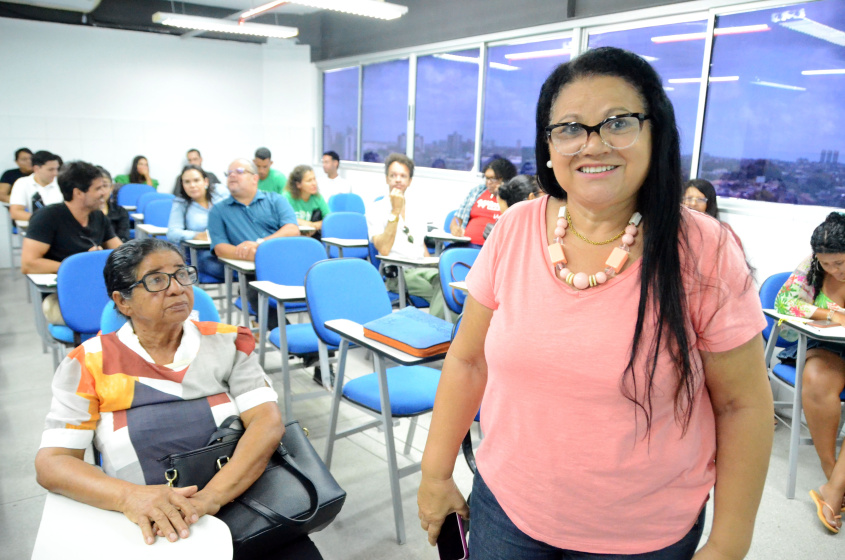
[217,456,230,470]
[165,469,178,487]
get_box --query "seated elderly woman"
[34,238,321,559]
[775,212,845,533]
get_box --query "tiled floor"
[1,267,842,559]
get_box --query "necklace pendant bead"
[625,224,638,236]
[548,243,567,265]
[573,272,590,290]
[595,271,608,284]
[558,205,567,218]
[621,233,635,246]
[605,246,629,273]
[554,226,566,238]
[630,212,642,226]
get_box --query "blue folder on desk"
[363,307,452,357]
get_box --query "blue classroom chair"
[100,285,219,335]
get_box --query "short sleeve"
[225,326,278,412]
[317,194,330,217]
[207,204,229,251]
[465,206,509,311]
[366,197,388,243]
[9,178,28,207]
[25,207,55,245]
[40,343,100,449]
[685,216,766,353]
[273,195,298,227]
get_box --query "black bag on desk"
[160,416,346,559]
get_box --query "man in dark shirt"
[0,147,33,203]
[22,161,122,325]
[186,148,221,185]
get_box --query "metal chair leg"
[374,353,406,544]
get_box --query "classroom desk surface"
[322,237,368,258]
[375,255,440,308]
[27,273,57,355]
[135,223,167,239]
[425,229,471,256]
[448,280,468,293]
[219,257,256,327]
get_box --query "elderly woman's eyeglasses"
[545,113,650,157]
[128,266,198,293]
[683,196,708,205]
[224,168,255,178]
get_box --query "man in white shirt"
[9,150,62,222]
[367,153,445,318]
[320,150,351,201]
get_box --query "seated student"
[208,159,299,331]
[319,151,351,201]
[284,165,330,240]
[8,150,62,222]
[168,165,227,280]
[22,161,122,325]
[450,156,517,246]
[97,167,131,242]
[367,153,446,318]
[0,147,33,203]
[186,148,221,185]
[35,238,323,559]
[253,147,286,194]
[114,155,159,188]
[682,178,743,250]
[483,174,540,240]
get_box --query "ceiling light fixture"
[152,12,298,38]
[285,0,408,20]
[504,48,570,61]
[802,68,845,75]
[780,17,845,47]
[651,24,770,43]
[750,79,806,91]
[240,1,289,21]
[667,76,739,83]
[433,53,518,71]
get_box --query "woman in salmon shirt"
[418,47,774,559]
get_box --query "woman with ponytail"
[775,212,845,532]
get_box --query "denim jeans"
[468,471,705,560]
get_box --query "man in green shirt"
[253,147,287,194]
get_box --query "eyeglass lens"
[548,115,644,157]
[142,267,198,292]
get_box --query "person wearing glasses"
[682,178,743,251]
[34,239,323,559]
[419,47,773,559]
[450,156,517,246]
[207,159,299,331]
[367,153,447,318]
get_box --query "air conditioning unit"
[3,0,101,12]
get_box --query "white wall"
[0,17,316,268]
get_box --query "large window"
[589,20,708,179]
[323,66,359,161]
[414,49,480,171]
[699,0,845,207]
[361,59,409,163]
[483,38,572,175]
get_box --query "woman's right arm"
[418,295,492,546]
[166,199,197,243]
[35,448,200,544]
[774,256,822,319]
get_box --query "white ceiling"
[184,1,319,16]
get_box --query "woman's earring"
[546,160,553,168]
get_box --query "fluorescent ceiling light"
[433,53,518,71]
[505,48,570,61]
[802,68,845,75]
[651,24,770,43]
[241,1,287,20]
[750,80,806,91]
[663,87,675,91]
[667,76,738,83]
[285,0,408,20]
[152,12,298,38]
[780,17,845,47]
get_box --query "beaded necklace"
[548,205,642,290]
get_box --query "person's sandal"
[810,489,842,533]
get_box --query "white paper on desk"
[32,492,232,560]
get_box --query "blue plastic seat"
[327,193,366,214]
[322,212,369,259]
[136,192,174,216]
[49,251,113,349]
[116,183,155,207]
[438,247,480,321]
[143,198,174,228]
[100,285,220,334]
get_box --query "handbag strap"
[206,415,244,446]
[235,439,321,526]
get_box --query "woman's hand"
[193,231,209,241]
[417,474,469,546]
[119,484,200,545]
[831,309,845,327]
[692,542,743,560]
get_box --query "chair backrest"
[444,209,457,231]
[136,192,174,215]
[255,236,327,286]
[57,250,113,335]
[143,198,174,228]
[100,285,220,334]
[759,271,793,347]
[322,212,370,258]
[305,258,393,347]
[439,247,480,313]
[116,183,155,207]
[328,193,366,214]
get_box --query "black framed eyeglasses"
[545,113,650,156]
[224,167,255,178]
[128,266,198,293]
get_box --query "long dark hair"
[128,155,149,184]
[684,178,719,219]
[535,46,696,435]
[808,212,845,299]
[287,164,314,200]
[173,165,216,204]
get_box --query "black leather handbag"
[159,417,346,559]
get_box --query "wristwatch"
[387,213,399,223]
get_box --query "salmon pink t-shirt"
[465,196,765,554]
